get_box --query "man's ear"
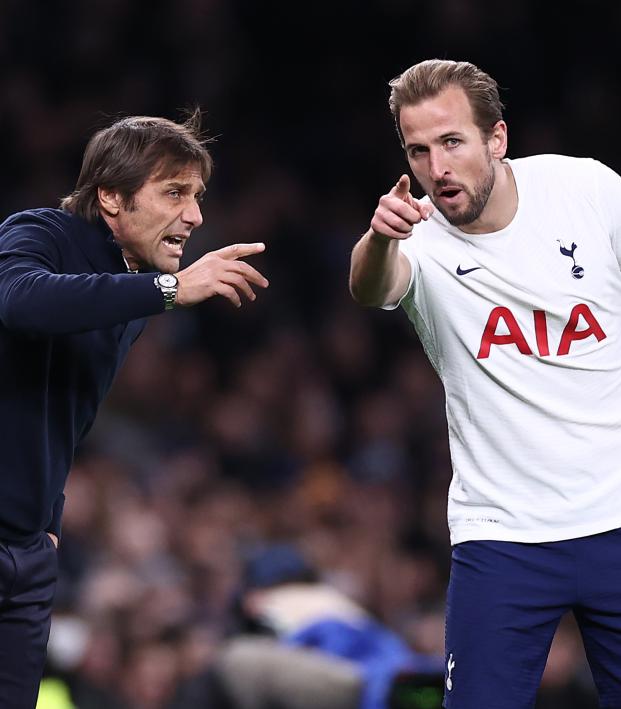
[98,187,122,217]
[488,120,508,161]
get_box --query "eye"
[445,137,461,148]
[195,192,205,204]
[168,190,181,199]
[408,146,427,158]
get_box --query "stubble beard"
[435,152,496,227]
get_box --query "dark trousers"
[0,533,57,709]
[444,529,621,709]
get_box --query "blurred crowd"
[2,0,618,706]
[48,308,453,707]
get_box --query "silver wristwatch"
[154,273,178,311]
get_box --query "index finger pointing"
[388,174,411,199]
[214,242,266,260]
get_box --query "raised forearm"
[349,175,432,308]
[349,229,406,307]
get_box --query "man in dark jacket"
[0,110,268,708]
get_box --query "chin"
[157,260,180,275]
[444,203,483,227]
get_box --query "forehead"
[148,161,206,190]
[399,86,477,144]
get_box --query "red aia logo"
[477,304,606,359]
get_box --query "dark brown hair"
[389,59,504,145]
[60,109,212,221]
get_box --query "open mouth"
[162,235,186,254]
[438,187,462,201]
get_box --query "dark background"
[1,1,614,706]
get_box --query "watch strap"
[154,274,178,311]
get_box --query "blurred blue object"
[287,618,444,709]
[237,543,444,709]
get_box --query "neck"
[100,210,141,272]
[459,161,517,235]
[122,254,140,273]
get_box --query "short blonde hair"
[389,59,504,145]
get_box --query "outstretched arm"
[349,175,433,307]
[0,214,268,333]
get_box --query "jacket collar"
[70,214,129,274]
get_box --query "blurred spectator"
[214,543,444,709]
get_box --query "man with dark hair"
[350,58,621,708]
[0,111,268,708]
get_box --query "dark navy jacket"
[0,208,165,541]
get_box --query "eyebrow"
[164,180,206,194]
[406,131,464,150]
[438,131,463,140]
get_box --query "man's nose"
[429,149,449,182]
[182,200,203,228]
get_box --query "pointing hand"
[370,174,434,241]
[175,242,269,308]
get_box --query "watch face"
[158,274,178,288]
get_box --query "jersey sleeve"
[0,218,164,334]
[592,159,621,269]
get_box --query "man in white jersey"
[349,59,621,709]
